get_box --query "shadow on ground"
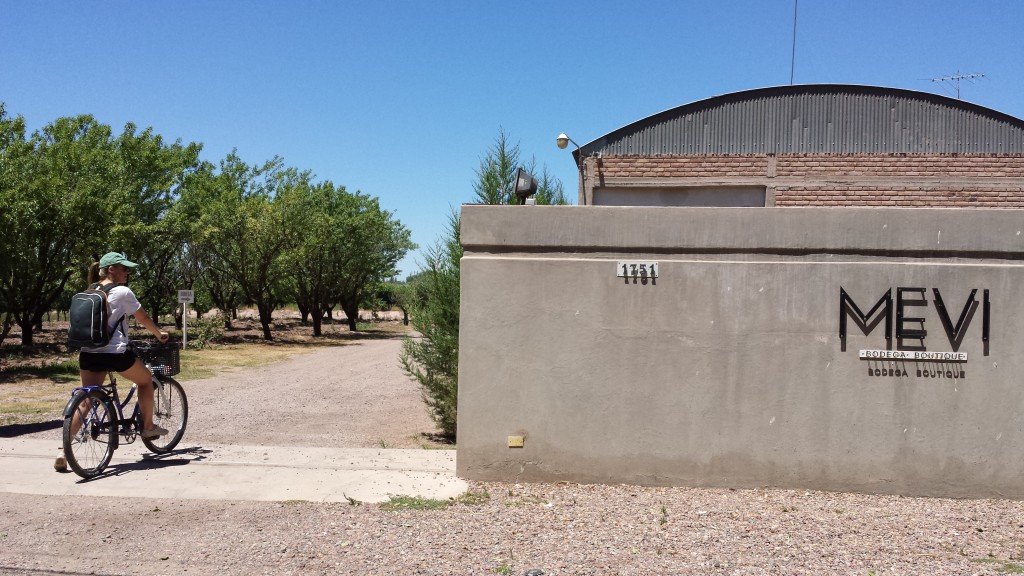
[75,446,212,483]
[0,419,63,438]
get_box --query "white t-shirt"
[81,284,141,354]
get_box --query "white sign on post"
[178,290,194,349]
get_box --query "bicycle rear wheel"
[142,377,188,453]
[62,391,116,479]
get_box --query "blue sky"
[3,1,1023,276]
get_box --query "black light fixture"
[513,167,538,205]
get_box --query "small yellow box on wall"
[507,435,525,448]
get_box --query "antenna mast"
[789,0,798,85]
[929,71,985,100]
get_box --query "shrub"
[400,213,461,439]
[187,314,225,349]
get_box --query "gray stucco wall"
[457,205,1024,498]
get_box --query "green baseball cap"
[99,252,138,268]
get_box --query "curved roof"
[577,84,1024,157]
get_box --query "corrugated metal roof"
[576,85,1024,158]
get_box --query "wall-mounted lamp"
[556,133,586,205]
[556,132,580,151]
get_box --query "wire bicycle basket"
[134,341,181,376]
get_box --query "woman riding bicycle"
[76,251,170,439]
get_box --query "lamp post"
[556,133,586,205]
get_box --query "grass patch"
[381,489,490,511]
[176,344,317,381]
[412,433,455,450]
[0,359,79,383]
[0,344,317,425]
[381,495,451,511]
[973,558,1024,573]
[0,378,74,426]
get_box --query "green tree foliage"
[333,193,414,332]
[286,180,345,337]
[530,163,568,206]
[0,113,117,346]
[473,129,520,205]
[1,103,413,348]
[401,130,568,438]
[400,212,462,437]
[0,105,26,344]
[282,181,414,336]
[106,124,202,321]
[380,281,413,325]
[183,153,304,340]
[0,107,202,346]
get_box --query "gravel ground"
[3,335,1024,575]
[183,336,443,449]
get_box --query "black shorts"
[79,351,138,373]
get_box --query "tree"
[381,281,413,326]
[285,180,342,337]
[106,124,202,323]
[401,130,568,438]
[185,153,303,340]
[473,129,520,205]
[0,113,116,346]
[333,192,414,332]
[400,212,462,437]
[529,162,568,206]
[0,104,26,345]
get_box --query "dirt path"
[184,336,442,449]
[11,335,443,449]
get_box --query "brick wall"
[776,155,1024,178]
[772,187,1024,208]
[589,154,1024,208]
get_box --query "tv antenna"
[929,71,985,100]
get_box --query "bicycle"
[61,340,189,479]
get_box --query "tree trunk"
[400,307,409,326]
[231,308,238,320]
[324,305,333,320]
[342,303,359,332]
[256,301,274,340]
[174,305,183,330]
[17,316,34,347]
[311,303,322,337]
[298,302,310,324]
[0,312,14,346]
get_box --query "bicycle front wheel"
[62,391,117,479]
[142,377,188,453]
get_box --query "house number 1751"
[617,261,659,284]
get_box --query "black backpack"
[68,283,127,348]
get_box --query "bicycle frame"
[62,372,165,450]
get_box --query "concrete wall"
[457,205,1024,498]
[582,155,1024,207]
